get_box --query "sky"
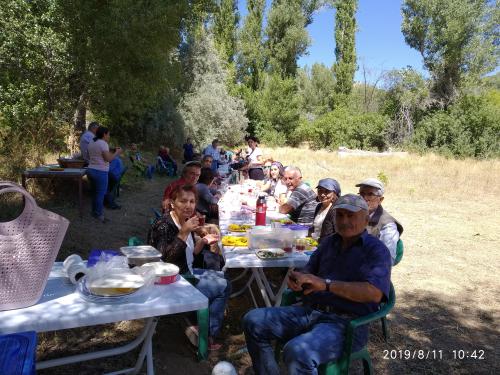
[238,0,426,83]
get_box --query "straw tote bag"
[0,181,69,310]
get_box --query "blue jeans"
[146,165,155,179]
[243,306,369,375]
[87,168,108,217]
[193,268,231,338]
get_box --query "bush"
[413,94,500,158]
[303,107,390,151]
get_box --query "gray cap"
[355,178,385,195]
[316,178,341,195]
[333,194,368,212]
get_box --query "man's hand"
[287,270,304,291]
[291,272,327,295]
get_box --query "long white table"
[223,248,309,307]
[0,263,209,374]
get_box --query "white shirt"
[79,131,94,162]
[312,203,331,238]
[378,221,399,265]
[247,147,262,164]
[272,180,288,200]
[172,215,195,273]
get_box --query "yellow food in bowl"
[222,235,249,247]
[228,223,253,232]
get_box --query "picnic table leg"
[22,174,27,188]
[251,268,273,307]
[197,307,209,361]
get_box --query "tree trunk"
[74,93,87,134]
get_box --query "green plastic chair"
[276,282,396,375]
[394,239,404,266]
[380,239,404,341]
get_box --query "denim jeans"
[146,165,155,179]
[243,306,369,375]
[87,168,108,217]
[192,268,231,338]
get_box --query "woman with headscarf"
[261,161,287,199]
[311,178,341,241]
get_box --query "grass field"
[4,147,499,374]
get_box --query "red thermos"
[255,194,267,226]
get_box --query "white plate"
[255,248,288,260]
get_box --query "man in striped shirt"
[279,166,318,225]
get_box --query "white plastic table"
[223,248,309,307]
[0,263,209,375]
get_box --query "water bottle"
[255,194,267,226]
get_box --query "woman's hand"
[180,216,199,235]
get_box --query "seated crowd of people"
[80,124,403,372]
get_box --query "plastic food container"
[282,224,309,239]
[141,262,179,285]
[120,245,161,266]
[89,274,145,296]
[248,227,294,251]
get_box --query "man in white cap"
[356,178,403,265]
[243,194,391,374]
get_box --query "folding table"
[223,248,309,307]
[0,263,209,375]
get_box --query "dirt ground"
[5,150,499,375]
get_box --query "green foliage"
[302,107,389,150]
[382,67,430,143]
[179,31,248,148]
[254,73,301,142]
[377,171,389,185]
[236,0,266,90]
[402,0,499,106]
[265,0,310,78]
[297,64,336,116]
[413,93,500,158]
[333,0,358,96]
[213,0,239,64]
[0,0,73,179]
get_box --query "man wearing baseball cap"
[356,178,403,265]
[311,178,341,241]
[243,194,392,374]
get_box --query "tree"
[237,0,266,90]
[382,67,430,144]
[402,0,500,106]
[0,0,73,177]
[179,31,248,148]
[297,63,336,116]
[265,0,310,78]
[213,0,239,64]
[333,0,358,97]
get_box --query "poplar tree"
[237,0,266,90]
[213,0,239,64]
[333,0,358,97]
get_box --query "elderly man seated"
[279,166,318,226]
[162,161,202,212]
[243,194,392,374]
[356,178,404,265]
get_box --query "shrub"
[413,94,500,158]
[304,107,390,151]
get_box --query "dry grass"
[6,148,499,374]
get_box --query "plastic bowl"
[141,262,179,285]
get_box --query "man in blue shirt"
[203,139,220,172]
[243,194,392,375]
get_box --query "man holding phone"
[243,194,392,375]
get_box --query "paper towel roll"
[63,254,83,272]
[67,262,87,284]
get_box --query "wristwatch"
[324,278,332,292]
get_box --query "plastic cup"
[198,214,206,226]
